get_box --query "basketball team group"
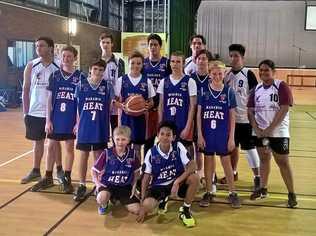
[21,32,297,228]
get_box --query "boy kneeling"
[92,126,140,215]
[137,121,199,228]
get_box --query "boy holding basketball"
[92,126,141,215]
[157,51,197,156]
[114,51,156,157]
[73,59,113,201]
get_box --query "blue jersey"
[76,77,112,144]
[199,85,236,155]
[48,69,82,134]
[191,72,209,97]
[149,142,185,186]
[93,147,140,187]
[120,74,149,143]
[143,57,169,90]
[163,75,190,136]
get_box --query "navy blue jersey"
[149,142,185,186]
[76,77,112,144]
[191,72,209,97]
[48,69,82,134]
[93,147,140,187]
[198,84,236,155]
[162,75,190,136]
[143,57,169,90]
[120,74,149,143]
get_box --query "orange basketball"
[125,94,146,116]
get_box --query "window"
[7,40,35,69]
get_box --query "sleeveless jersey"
[149,142,185,186]
[199,85,233,154]
[28,58,59,117]
[49,69,82,134]
[77,77,111,144]
[163,75,190,136]
[120,74,149,143]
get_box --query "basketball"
[125,94,146,116]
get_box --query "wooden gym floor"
[0,103,316,235]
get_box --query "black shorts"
[98,185,139,205]
[235,123,256,150]
[24,115,46,140]
[76,143,107,151]
[47,133,76,141]
[255,137,290,155]
[147,182,189,201]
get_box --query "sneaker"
[30,177,54,192]
[21,169,41,184]
[250,188,268,200]
[158,196,169,214]
[98,204,109,215]
[73,184,87,201]
[179,206,196,228]
[228,192,241,208]
[59,176,74,193]
[56,169,64,183]
[254,176,260,191]
[287,192,298,208]
[199,192,214,207]
[219,172,238,184]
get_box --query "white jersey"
[225,68,252,123]
[184,56,197,75]
[28,58,59,117]
[253,79,290,138]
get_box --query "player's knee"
[187,173,199,185]
[96,191,109,205]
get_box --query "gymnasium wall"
[197,1,316,68]
[0,2,121,88]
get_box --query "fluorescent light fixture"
[68,18,77,36]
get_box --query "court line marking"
[43,187,95,236]
[0,149,33,168]
[306,112,316,120]
[0,186,33,210]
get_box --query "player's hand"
[130,183,137,199]
[227,138,235,153]
[180,127,189,140]
[136,206,146,223]
[171,180,180,198]
[254,126,264,138]
[144,101,151,110]
[197,135,206,149]
[45,121,53,134]
[262,126,273,137]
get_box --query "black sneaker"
[199,192,214,207]
[73,184,87,201]
[158,196,168,214]
[228,192,241,208]
[250,188,268,200]
[60,176,74,193]
[30,177,54,192]
[254,176,260,191]
[21,169,41,184]
[287,192,298,208]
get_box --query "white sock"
[246,149,260,169]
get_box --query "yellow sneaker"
[179,206,196,228]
